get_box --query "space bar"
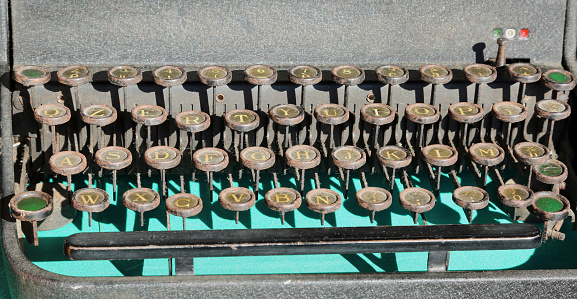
[64,223,541,260]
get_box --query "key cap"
[449,102,484,149]
[356,187,392,223]
[452,186,490,223]
[533,159,567,193]
[95,146,132,198]
[331,146,366,196]
[419,64,452,106]
[405,103,440,171]
[80,104,117,151]
[375,65,409,105]
[244,64,278,110]
[9,191,53,246]
[399,187,435,224]
[108,65,143,147]
[269,104,305,149]
[144,146,182,199]
[123,188,160,226]
[463,63,497,104]
[288,65,322,108]
[285,145,321,193]
[240,147,275,191]
[305,188,341,225]
[72,188,109,227]
[377,145,412,190]
[166,193,203,230]
[197,66,232,115]
[264,187,302,225]
[468,143,505,186]
[153,65,187,146]
[530,191,571,241]
[507,63,541,102]
[541,69,576,101]
[193,147,229,194]
[492,101,527,149]
[314,103,349,149]
[422,144,458,192]
[224,109,260,154]
[534,99,571,154]
[361,103,396,150]
[331,65,365,109]
[14,66,50,109]
[131,104,168,149]
[497,184,534,220]
[34,104,71,154]
[219,187,256,224]
[49,151,87,195]
[513,142,549,187]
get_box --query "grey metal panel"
[11,0,567,69]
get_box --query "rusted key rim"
[375,65,409,85]
[192,147,229,172]
[166,193,203,218]
[492,101,527,123]
[131,104,168,126]
[57,65,93,86]
[331,145,366,170]
[468,142,505,166]
[497,184,534,209]
[240,146,276,170]
[219,187,256,212]
[175,110,211,133]
[541,69,576,91]
[244,64,278,85]
[197,65,232,87]
[305,188,342,214]
[224,109,260,132]
[95,146,132,170]
[285,145,321,170]
[534,99,571,120]
[507,63,541,84]
[421,144,458,167]
[264,187,302,213]
[107,65,143,87]
[448,102,485,124]
[452,186,490,211]
[80,104,117,126]
[377,145,412,169]
[513,142,549,166]
[49,151,87,176]
[533,159,568,185]
[398,187,435,213]
[123,188,160,212]
[268,104,305,126]
[530,191,570,221]
[14,65,51,86]
[72,188,110,213]
[153,65,187,87]
[144,146,182,170]
[463,63,497,84]
[360,103,396,126]
[419,64,452,85]
[405,103,440,124]
[356,187,392,212]
[331,65,365,86]
[288,65,322,86]
[314,103,349,125]
[9,191,53,222]
[34,104,72,126]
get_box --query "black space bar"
[64,223,542,260]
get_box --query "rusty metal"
[468,143,505,166]
[34,104,71,126]
[80,104,117,126]
[72,188,110,213]
[131,104,168,126]
[541,69,576,91]
[513,142,549,165]
[197,66,232,86]
[314,103,349,125]
[534,99,571,120]
[153,65,187,87]
[492,102,527,123]
[375,65,409,85]
[331,146,366,170]
[419,64,452,85]
[193,147,229,172]
[356,187,392,222]
[166,193,203,219]
[405,103,440,124]
[497,184,534,209]
[530,192,570,222]
[244,64,278,85]
[264,187,302,223]
[13,65,50,86]
[421,144,458,167]
[495,38,509,67]
[95,146,132,170]
[533,159,568,185]
[56,65,93,86]
[224,109,260,132]
[123,188,161,225]
[507,63,541,83]
[240,147,275,170]
[360,103,396,126]
[452,186,490,211]
[331,65,365,86]
[285,145,321,170]
[175,110,211,132]
[377,145,412,169]
[463,63,497,84]
[288,65,322,86]
[107,65,143,86]
[448,102,484,124]
[219,187,256,223]
[305,188,342,225]
[49,151,87,176]
[269,104,305,126]
[398,187,435,214]
[9,191,53,223]
[144,146,181,170]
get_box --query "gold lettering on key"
[233,114,250,123]
[431,149,451,158]
[322,108,339,117]
[277,108,291,116]
[44,109,60,116]
[457,107,474,115]
[274,193,291,203]
[80,194,101,204]
[413,107,432,115]
[174,198,192,208]
[229,193,245,202]
[140,109,155,116]
[60,157,74,166]
[250,152,266,161]
[383,150,404,160]
[89,109,106,117]
[132,193,149,202]
[182,116,201,124]
[153,151,170,160]
[203,153,219,163]
[106,151,121,160]
[477,148,497,157]
[295,150,311,160]
[314,195,330,205]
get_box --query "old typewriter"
[2,0,577,297]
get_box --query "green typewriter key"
[14,66,51,109]
[224,109,260,155]
[452,186,490,223]
[193,147,229,194]
[166,193,203,230]
[123,188,160,226]
[285,145,322,194]
[49,151,87,195]
[108,65,143,146]
[463,63,497,104]
[541,69,576,101]
[265,187,302,225]
[422,144,458,192]
[360,103,396,150]
[492,101,527,149]
[331,146,366,196]
[533,159,568,193]
[314,103,349,149]
[530,192,572,241]
[72,188,109,227]
[268,104,305,149]
[507,63,541,103]
[95,146,132,197]
[513,142,549,187]
[131,104,168,149]
[331,65,365,109]
[356,187,392,224]
[305,188,342,226]
[10,191,53,246]
[377,145,412,190]
[419,64,452,106]
[197,66,232,114]
[375,65,409,105]
[244,64,278,110]
[398,187,435,224]
[34,104,72,154]
[80,104,117,151]
[534,99,571,153]
[497,184,534,220]
[240,147,275,191]
[144,146,182,199]
[288,65,322,108]
[219,187,256,224]
[468,143,505,186]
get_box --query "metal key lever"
[65,223,541,262]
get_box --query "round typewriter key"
[498,184,534,219]
[265,187,302,225]
[49,151,87,192]
[57,65,92,86]
[422,144,458,191]
[399,187,435,224]
[361,103,396,126]
[356,187,392,223]
[289,65,322,108]
[224,109,260,132]
[131,104,167,126]
[332,65,365,108]
[269,104,305,126]
[193,147,229,192]
[534,159,568,186]
[175,110,210,132]
[14,65,50,87]
[285,145,321,193]
[463,63,497,84]
[34,104,72,154]
[452,186,489,223]
[245,64,277,110]
[145,146,182,198]
[306,188,341,225]
[405,103,440,125]
[241,146,275,191]
[314,103,349,125]
[166,193,203,230]
[507,63,541,84]
[469,143,505,186]
[492,102,527,123]
[153,65,187,87]
[72,188,109,227]
[420,64,452,106]
[107,65,142,87]
[449,102,484,124]
[542,69,576,92]
[530,192,570,222]
[81,104,117,127]
[376,65,409,86]
[535,99,571,121]
[219,187,256,224]
[514,142,549,187]
[332,146,366,195]
[10,191,53,245]
[123,188,160,226]
[95,146,132,196]
[198,66,232,114]
[377,145,412,189]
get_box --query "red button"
[520,29,529,39]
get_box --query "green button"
[547,72,571,84]
[539,163,563,177]
[17,197,47,211]
[535,197,563,212]
[20,68,45,78]
[492,28,503,39]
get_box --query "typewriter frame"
[2,0,577,297]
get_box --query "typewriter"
[2,0,577,297]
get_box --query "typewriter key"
[166,193,203,230]
[541,69,576,95]
[375,65,409,105]
[468,143,505,186]
[153,65,187,87]
[145,146,181,198]
[398,187,435,224]
[356,187,392,223]
[34,104,72,154]
[377,145,412,189]
[533,160,568,192]
[244,64,277,110]
[225,109,260,154]
[131,104,168,149]
[332,146,366,195]
[49,151,87,193]
[332,65,365,108]
[314,103,349,149]
[530,191,571,241]
[422,144,458,191]
[492,102,527,147]
[306,188,341,225]
[81,104,117,150]
[9,191,53,246]
[107,65,143,87]
[361,103,396,150]
[449,102,484,124]
[513,142,549,187]
[269,104,305,148]
[57,65,93,87]
[507,63,541,102]
[95,146,132,195]
[123,188,160,226]
[14,65,50,87]
[240,147,275,191]
[219,187,256,224]
[289,65,322,108]
[464,63,497,85]
[285,145,322,193]
[535,99,571,121]
[175,110,211,133]
[193,147,229,192]
[497,184,534,220]
[198,66,232,114]
[405,103,440,125]
[452,186,490,223]
[72,188,109,227]
[419,64,452,106]
[264,187,302,225]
